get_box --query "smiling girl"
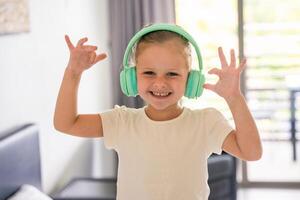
[54,23,262,200]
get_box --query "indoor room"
[0,0,300,199]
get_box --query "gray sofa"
[0,124,42,200]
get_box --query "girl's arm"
[53,35,107,138]
[204,47,262,161]
[222,94,262,161]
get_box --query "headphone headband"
[122,23,203,73]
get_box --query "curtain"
[109,0,176,108]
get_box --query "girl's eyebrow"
[139,67,154,70]
[139,66,181,71]
[167,68,181,71]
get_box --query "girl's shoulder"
[185,106,221,115]
[184,107,226,122]
[101,105,143,125]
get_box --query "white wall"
[0,0,116,194]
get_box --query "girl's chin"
[147,102,179,112]
[148,105,169,111]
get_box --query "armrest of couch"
[0,124,42,200]
[51,178,117,200]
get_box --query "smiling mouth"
[150,91,172,97]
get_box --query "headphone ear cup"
[120,68,128,95]
[120,67,138,96]
[185,70,205,99]
[196,73,205,97]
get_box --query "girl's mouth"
[150,91,172,98]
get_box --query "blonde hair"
[130,30,192,69]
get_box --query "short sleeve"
[204,108,233,155]
[100,105,125,150]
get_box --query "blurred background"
[176,0,300,198]
[177,0,300,185]
[0,0,300,199]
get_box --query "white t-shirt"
[101,106,233,200]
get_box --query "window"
[176,0,238,119]
[244,0,300,182]
[176,0,300,185]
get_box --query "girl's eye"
[167,72,179,77]
[143,71,155,75]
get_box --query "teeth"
[152,92,169,96]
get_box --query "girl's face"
[136,39,190,112]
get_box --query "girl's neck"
[144,104,184,121]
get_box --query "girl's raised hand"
[203,47,246,102]
[65,35,107,75]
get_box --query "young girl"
[54,23,262,200]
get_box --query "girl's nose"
[152,76,167,89]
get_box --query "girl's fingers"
[230,49,236,67]
[203,83,216,91]
[238,58,247,72]
[94,53,107,64]
[89,52,96,64]
[218,47,228,68]
[82,45,98,51]
[90,53,107,65]
[208,67,222,76]
[76,37,88,47]
[65,35,74,50]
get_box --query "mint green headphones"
[120,23,205,99]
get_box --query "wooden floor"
[238,188,300,200]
